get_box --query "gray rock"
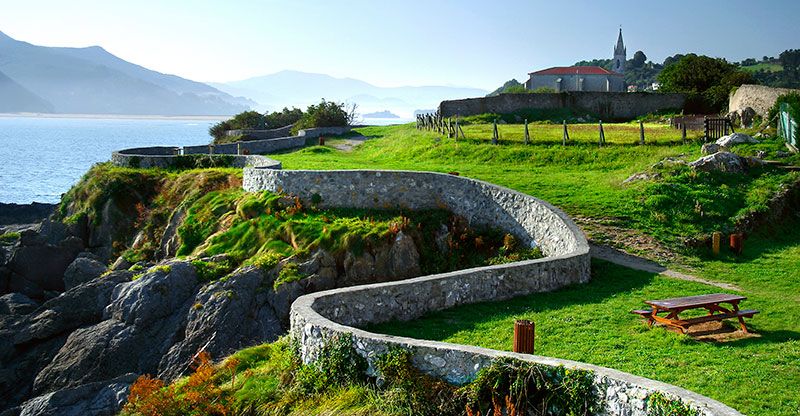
[701,143,723,155]
[689,151,746,173]
[741,107,756,128]
[7,236,84,295]
[622,172,661,184]
[109,256,131,271]
[157,266,282,380]
[63,257,107,290]
[755,150,768,159]
[715,132,758,147]
[388,231,421,279]
[158,207,185,259]
[13,271,130,345]
[0,293,38,316]
[776,150,791,158]
[105,261,198,326]
[19,373,137,416]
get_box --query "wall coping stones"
[243,168,743,416]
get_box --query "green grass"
[0,231,20,244]
[268,122,800,415]
[274,123,798,248]
[740,63,783,73]
[370,229,800,416]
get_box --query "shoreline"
[0,113,229,121]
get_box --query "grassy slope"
[271,123,800,415]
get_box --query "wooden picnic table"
[632,293,758,334]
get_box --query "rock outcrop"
[1,230,427,415]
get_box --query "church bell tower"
[613,28,626,74]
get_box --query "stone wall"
[243,168,742,416]
[226,124,293,140]
[439,92,686,121]
[111,149,281,169]
[729,84,800,116]
[297,126,352,138]
[183,136,305,156]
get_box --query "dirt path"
[590,243,741,291]
[328,135,370,152]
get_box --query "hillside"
[0,69,53,113]
[211,70,487,117]
[0,31,253,115]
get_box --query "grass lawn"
[267,122,800,415]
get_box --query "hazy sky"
[2,0,799,90]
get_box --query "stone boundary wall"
[297,126,351,138]
[243,168,742,416]
[111,148,281,169]
[184,136,305,155]
[226,124,293,140]
[439,92,686,121]
[729,84,800,116]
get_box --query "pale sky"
[1,0,799,90]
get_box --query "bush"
[768,92,800,126]
[209,111,267,143]
[292,99,355,134]
[265,107,304,128]
[658,54,753,113]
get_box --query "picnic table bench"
[631,293,758,334]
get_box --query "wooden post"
[729,233,744,255]
[703,116,709,142]
[562,120,569,146]
[598,120,605,147]
[319,136,325,146]
[492,120,499,145]
[208,144,214,154]
[454,117,459,141]
[639,121,645,145]
[712,232,721,256]
[682,123,687,143]
[513,320,535,354]
[524,119,530,145]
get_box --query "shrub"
[292,99,355,134]
[646,392,701,416]
[265,107,304,128]
[296,334,368,394]
[768,92,800,126]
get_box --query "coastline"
[0,112,229,121]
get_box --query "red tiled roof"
[529,66,622,76]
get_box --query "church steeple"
[613,28,626,74]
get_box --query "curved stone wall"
[243,168,742,416]
[111,147,281,169]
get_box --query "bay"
[0,116,219,204]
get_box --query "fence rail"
[779,103,798,151]
[703,117,735,142]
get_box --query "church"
[525,29,627,93]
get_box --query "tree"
[292,99,354,133]
[658,54,753,113]
[631,51,647,69]
[779,49,800,79]
[229,111,266,130]
[264,107,303,128]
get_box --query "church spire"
[612,27,626,74]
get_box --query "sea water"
[0,116,218,203]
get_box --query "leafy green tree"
[631,51,647,69]
[293,99,355,133]
[229,111,266,130]
[264,107,303,128]
[658,54,753,113]
[208,120,231,142]
[779,49,800,80]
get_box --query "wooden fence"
[703,117,735,142]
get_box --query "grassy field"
[269,122,800,415]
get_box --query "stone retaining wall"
[112,148,281,169]
[226,124,294,140]
[439,92,686,121]
[183,136,305,156]
[297,126,352,138]
[243,168,743,416]
[729,84,800,116]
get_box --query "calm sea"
[0,117,219,204]
[0,116,412,204]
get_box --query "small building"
[526,66,625,92]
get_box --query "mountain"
[0,69,53,113]
[362,110,399,118]
[212,70,487,118]
[0,30,253,115]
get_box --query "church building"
[525,29,627,93]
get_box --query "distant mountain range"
[0,30,487,117]
[0,31,253,115]
[211,71,487,118]
[362,110,399,118]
